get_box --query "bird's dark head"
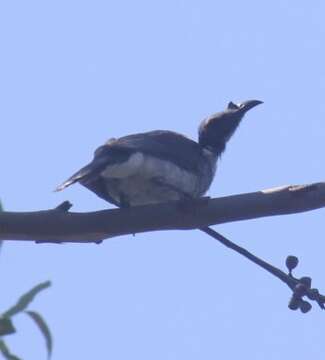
[198,99,263,155]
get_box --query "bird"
[55,100,262,207]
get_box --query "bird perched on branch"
[55,100,262,207]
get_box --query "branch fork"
[1,181,325,313]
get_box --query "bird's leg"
[118,192,130,208]
[151,177,199,213]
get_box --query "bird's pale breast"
[100,151,210,206]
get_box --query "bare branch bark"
[0,182,324,243]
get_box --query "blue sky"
[1,1,325,359]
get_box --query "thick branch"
[0,182,324,243]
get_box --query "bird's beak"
[239,99,263,113]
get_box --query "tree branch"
[0,182,324,243]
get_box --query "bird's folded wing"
[108,130,205,173]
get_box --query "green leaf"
[3,281,51,318]
[0,339,22,360]
[25,310,53,359]
[0,317,16,336]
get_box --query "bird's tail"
[54,162,100,192]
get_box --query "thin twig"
[199,226,325,313]
[200,227,294,286]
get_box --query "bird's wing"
[82,177,121,207]
[55,130,205,194]
[108,130,205,173]
[54,160,106,192]
[55,146,132,192]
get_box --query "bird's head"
[198,99,263,155]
